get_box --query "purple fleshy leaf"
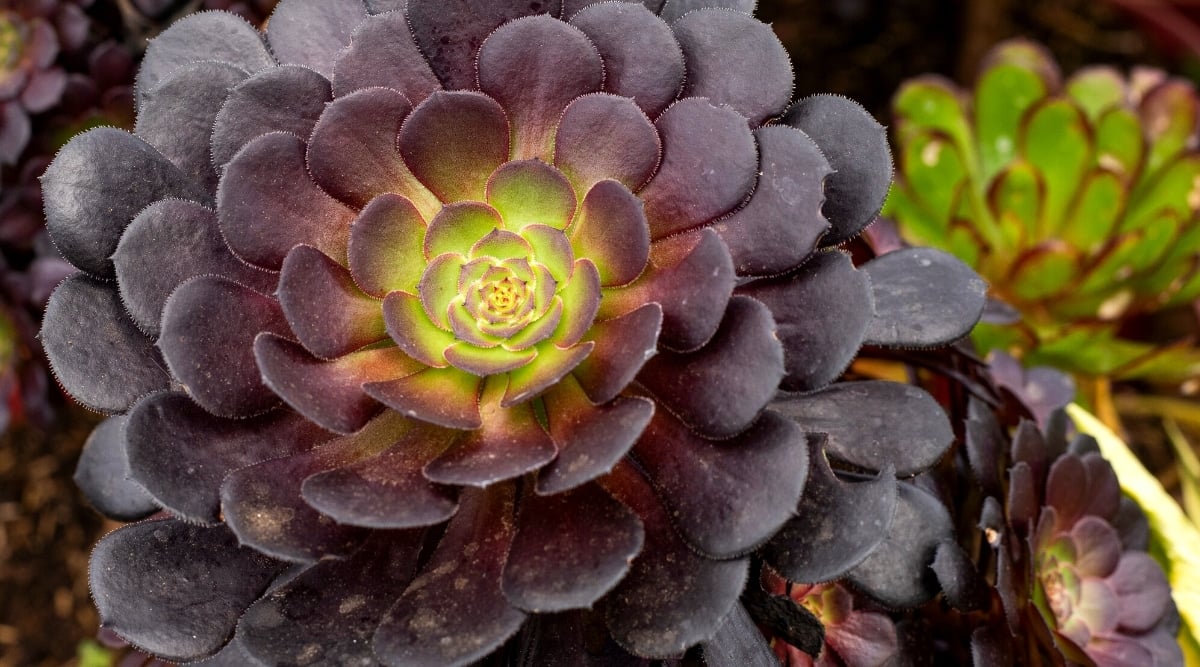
[73,415,159,521]
[1080,453,1122,521]
[639,296,783,438]
[136,62,247,194]
[1072,516,1122,578]
[424,377,558,486]
[277,245,387,359]
[43,128,209,277]
[331,10,441,102]
[574,303,662,405]
[220,420,405,561]
[399,91,511,202]
[846,482,953,608]
[599,228,734,352]
[783,95,892,245]
[255,334,422,434]
[673,10,791,126]
[217,132,357,270]
[966,397,1007,496]
[569,4,684,117]
[931,540,990,612]
[640,98,757,239]
[512,611,651,666]
[1007,462,1037,530]
[502,483,644,612]
[90,519,285,662]
[565,0,667,18]
[266,0,367,77]
[301,413,460,529]
[406,0,558,90]
[188,635,256,667]
[126,391,330,524]
[970,624,1014,667]
[598,461,748,658]
[137,11,273,110]
[762,438,897,583]
[20,67,66,113]
[658,0,754,23]
[570,180,650,287]
[307,87,437,211]
[159,276,289,418]
[349,194,429,297]
[554,94,661,195]
[42,275,171,413]
[374,484,526,667]
[1114,497,1150,551]
[537,375,654,494]
[1012,419,1049,485]
[1046,454,1088,529]
[701,603,780,667]
[365,0,408,13]
[1088,638,1154,667]
[211,65,332,167]
[0,103,30,165]
[238,531,425,666]
[478,16,604,160]
[444,342,537,375]
[114,200,277,335]
[364,365,483,430]
[771,381,954,476]
[715,125,831,276]
[860,248,988,348]
[1110,552,1172,633]
[738,250,872,392]
[632,407,807,558]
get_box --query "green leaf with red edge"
[1062,170,1126,254]
[897,129,968,228]
[893,76,976,168]
[1019,98,1092,234]
[975,61,1050,182]
[1009,241,1081,302]
[1066,67,1126,120]
[1140,80,1200,178]
[1093,107,1144,181]
[987,159,1043,244]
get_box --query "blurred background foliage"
[1,0,1199,665]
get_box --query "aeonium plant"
[886,39,1200,387]
[964,408,1183,666]
[44,0,988,664]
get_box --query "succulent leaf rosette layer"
[887,39,1200,384]
[43,0,987,664]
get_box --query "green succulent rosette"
[887,39,1200,383]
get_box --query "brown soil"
[0,405,104,667]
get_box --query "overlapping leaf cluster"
[964,407,1183,666]
[43,0,989,664]
[887,39,1200,383]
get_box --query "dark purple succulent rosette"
[44,0,987,664]
[964,408,1184,666]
